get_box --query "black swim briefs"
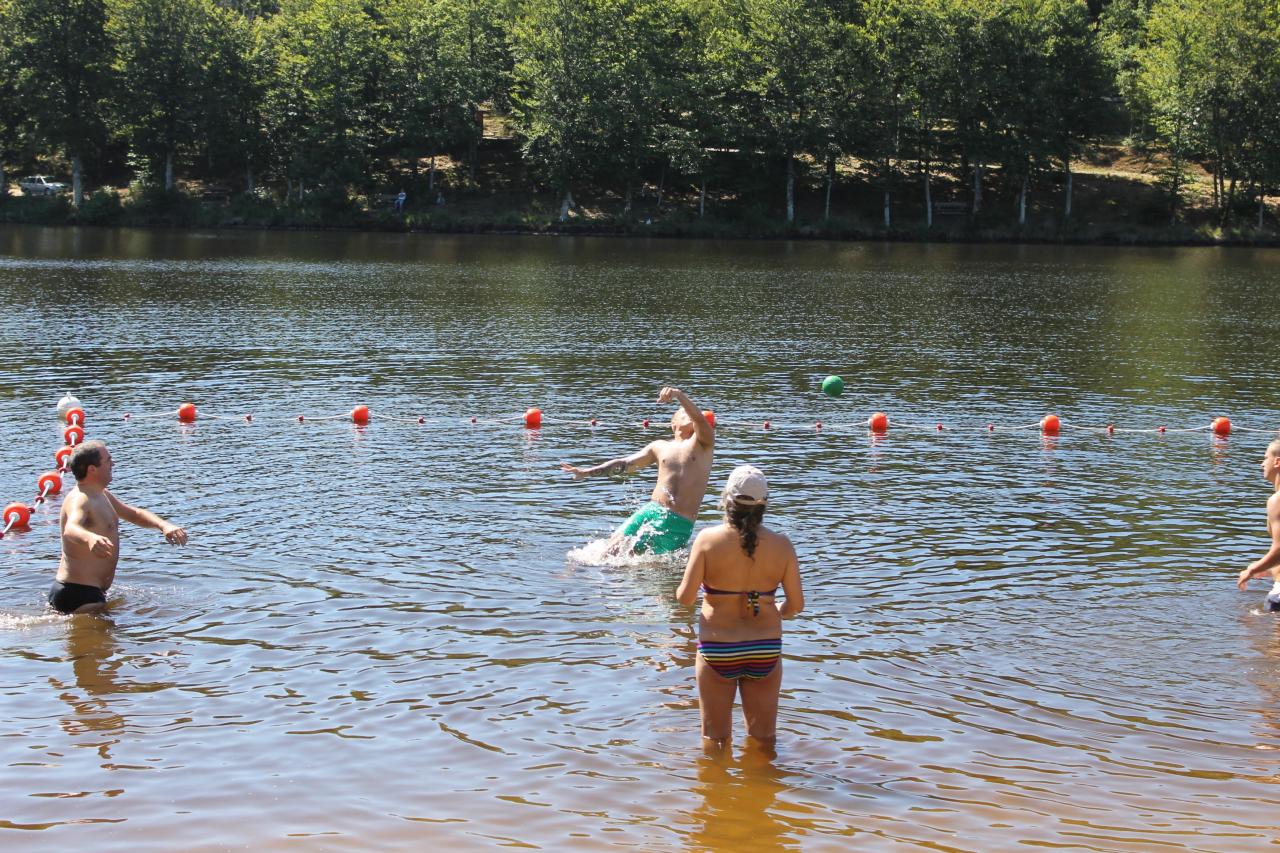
[47,581,106,614]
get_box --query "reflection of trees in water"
[687,741,799,852]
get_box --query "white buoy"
[57,393,81,419]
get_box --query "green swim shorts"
[617,501,696,555]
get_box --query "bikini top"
[701,583,779,616]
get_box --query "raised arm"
[658,386,713,448]
[561,443,658,480]
[776,538,804,619]
[1239,492,1280,589]
[62,492,114,558]
[676,532,708,606]
[107,491,188,545]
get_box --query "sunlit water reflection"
[1,226,1279,850]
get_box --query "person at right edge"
[677,465,803,751]
[1238,437,1280,611]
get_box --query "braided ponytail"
[726,500,765,558]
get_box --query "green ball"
[821,375,844,397]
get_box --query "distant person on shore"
[48,441,187,615]
[677,466,803,750]
[394,190,406,212]
[1238,438,1280,611]
[561,386,713,557]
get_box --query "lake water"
[1,225,1279,851]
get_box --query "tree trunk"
[1259,183,1266,230]
[785,154,795,224]
[1224,176,1237,226]
[468,137,477,184]
[884,156,892,227]
[973,161,983,214]
[924,165,932,228]
[699,173,706,219]
[656,161,666,211]
[246,166,254,194]
[623,184,632,217]
[429,154,436,192]
[72,156,83,208]
[1064,158,1073,221]
[559,189,574,222]
[286,177,293,202]
[824,155,834,221]
[1018,170,1028,226]
[165,150,174,191]
[299,179,305,204]
[0,161,6,198]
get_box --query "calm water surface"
[1,226,1279,851]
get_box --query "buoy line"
[3,387,1269,540]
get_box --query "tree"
[108,0,214,190]
[261,0,387,200]
[1042,0,1110,222]
[9,0,114,206]
[0,0,26,197]
[859,0,919,228]
[196,4,267,192]
[709,0,833,224]
[1136,0,1203,223]
[512,0,629,220]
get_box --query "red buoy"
[245,414,253,422]
[64,407,85,427]
[1107,424,1115,434]
[987,424,994,432]
[815,421,823,431]
[590,418,598,426]
[1158,425,1166,433]
[1041,414,1061,435]
[937,423,944,431]
[37,472,61,497]
[702,410,716,429]
[3,502,31,530]
[763,420,771,430]
[351,405,370,425]
[642,419,650,429]
[63,425,84,446]
[54,446,73,468]
[418,416,425,424]
[524,407,542,429]
[178,403,197,422]
[868,412,889,433]
[1212,416,1231,436]
[470,416,477,424]
[297,415,305,422]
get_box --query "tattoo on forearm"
[603,460,627,476]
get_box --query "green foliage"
[77,188,123,223]
[1,0,1279,234]
[8,0,114,203]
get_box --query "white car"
[19,175,67,196]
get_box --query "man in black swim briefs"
[49,440,187,615]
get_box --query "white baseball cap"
[722,465,768,505]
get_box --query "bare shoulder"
[1268,491,1280,516]
[695,523,735,547]
[758,525,796,554]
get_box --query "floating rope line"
[78,400,1278,440]
[2,402,78,540]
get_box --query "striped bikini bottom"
[697,638,782,681]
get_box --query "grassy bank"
[3,141,1276,247]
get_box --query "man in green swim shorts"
[562,387,714,556]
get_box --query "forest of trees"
[1,0,1278,230]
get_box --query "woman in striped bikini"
[676,465,804,749]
